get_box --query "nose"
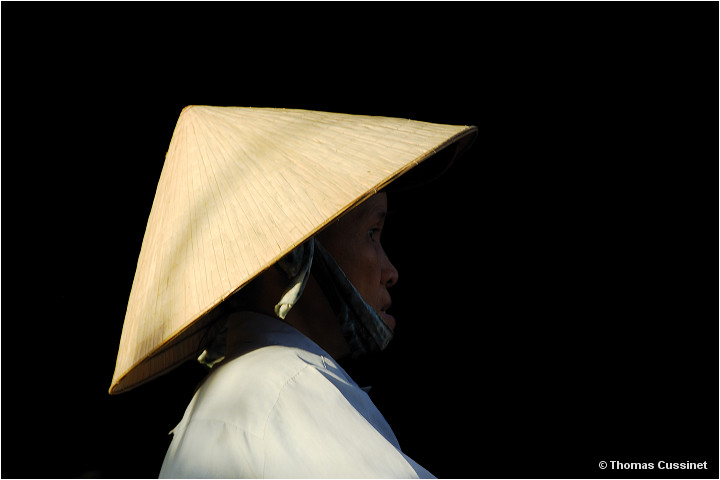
[381,247,399,288]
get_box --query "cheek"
[329,239,382,294]
[348,246,384,298]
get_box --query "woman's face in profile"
[318,193,399,330]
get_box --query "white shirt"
[159,312,435,478]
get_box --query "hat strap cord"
[311,239,394,358]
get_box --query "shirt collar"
[225,311,330,360]
[223,311,365,390]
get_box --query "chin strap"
[198,237,393,368]
[275,238,393,358]
[274,239,315,319]
[311,239,393,357]
[274,238,393,358]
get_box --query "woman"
[109,106,477,478]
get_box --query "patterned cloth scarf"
[198,238,393,367]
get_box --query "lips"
[379,308,396,331]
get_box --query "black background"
[2,3,718,479]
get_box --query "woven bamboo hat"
[110,106,477,394]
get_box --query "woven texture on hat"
[110,106,476,394]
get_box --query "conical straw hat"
[110,106,477,394]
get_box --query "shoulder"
[162,346,320,478]
[162,344,424,478]
[185,344,343,435]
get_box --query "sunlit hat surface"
[110,106,477,394]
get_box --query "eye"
[368,228,381,242]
